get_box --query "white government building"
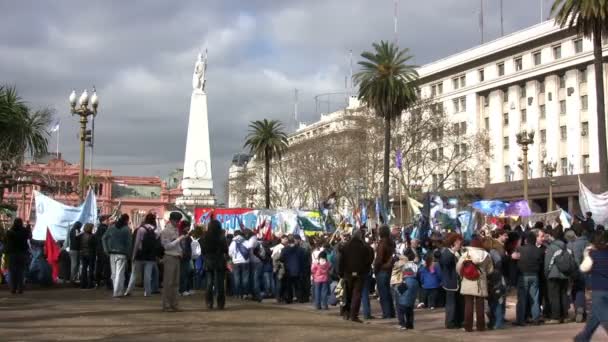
[229,21,607,213]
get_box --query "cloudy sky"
[1,0,551,202]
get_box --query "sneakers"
[575,309,585,323]
[180,291,192,296]
[545,319,561,325]
[399,326,408,331]
[416,303,426,309]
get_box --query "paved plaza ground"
[0,287,605,342]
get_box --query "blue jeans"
[516,274,540,324]
[263,271,275,297]
[571,273,587,317]
[376,271,395,318]
[314,281,329,309]
[575,290,608,342]
[151,262,159,293]
[488,296,505,329]
[360,272,372,318]
[250,262,263,301]
[232,263,250,297]
[179,259,192,293]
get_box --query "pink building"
[3,155,182,225]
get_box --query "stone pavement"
[275,296,608,342]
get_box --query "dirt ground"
[0,287,449,342]
[0,286,604,342]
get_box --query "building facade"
[229,21,606,215]
[416,20,606,212]
[3,155,182,225]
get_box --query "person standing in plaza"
[311,250,331,310]
[5,218,29,294]
[65,221,82,285]
[339,229,374,323]
[125,213,159,297]
[544,228,573,324]
[102,214,132,298]
[160,212,185,312]
[568,225,590,323]
[78,223,96,289]
[229,230,250,299]
[202,219,228,310]
[178,220,193,296]
[280,235,305,304]
[456,237,493,333]
[514,231,544,326]
[574,231,608,341]
[95,215,111,289]
[439,233,464,329]
[374,225,395,319]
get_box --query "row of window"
[500,122,589,151]
[431,38,585,97]
[500,154,590,182]
[430,172,468,190]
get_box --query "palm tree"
[244,119,288,208]
[0,85,53,162]
[354,41,419,218]
[552,0,608,190]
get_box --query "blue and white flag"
[32,190,97,241]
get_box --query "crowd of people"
[1,210,608,340]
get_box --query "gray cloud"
[0,0,547,203]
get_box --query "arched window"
[98,183,103,196]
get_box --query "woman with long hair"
[201,219,228,309]
[374,225,395,319]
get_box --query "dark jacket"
[5,226,29,255]
[68,226,81,251]
[439,247,460,291]
[545,239,569,280]
[587,249,608,291]
[374,238,395,273]
[568,236,590,265]
[339,238,373,278]
[518,243,544,275]
[94,224,108,254]
[280,245,306,277]
[102,224,132,256]
[78,232,96,257]
[201,236,228,271]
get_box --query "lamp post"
[69,88,99,202]
[543,160,557,211]
[516,129,535,202]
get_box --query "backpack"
[460,257,481,281]
[550,246,577,277]
[138,226,163,260]
[236,241,250,260]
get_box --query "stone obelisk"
[176,51,216,207]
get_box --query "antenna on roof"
[394,0,399,45]
[479,0,484,44]
[500,0,504,37]
[349,49,353,91]
[294,88,299,130]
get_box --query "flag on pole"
[50,120,60,132]
[396,149,402,170]
[45,228,61,282]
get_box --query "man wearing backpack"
[125,213,159,297]
[544,229,574,324]
[229,230,250,299]
[246,230,264,302]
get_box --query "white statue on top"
[192,50,207,92]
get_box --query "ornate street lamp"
[543,160,558,211]
[69,88,99,202]
[516,129,535,202]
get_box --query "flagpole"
[56,126,60,159]
[399,176,403,227]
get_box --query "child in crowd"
[311,251,331,310]
[395,250,420,330]
[417,253,442,309]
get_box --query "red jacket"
[311,261,331,283]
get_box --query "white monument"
[176,51,216,207]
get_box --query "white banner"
[579,179,608,227]
[32,190,97,241]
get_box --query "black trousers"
[80,255,95,289]
[445,290,464,328]
[95,253,111,288]
[283,276,301,304]
[206,269,226,309]
[8,253,27,293]
[344,276,364,320]
[547,278,569,321]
